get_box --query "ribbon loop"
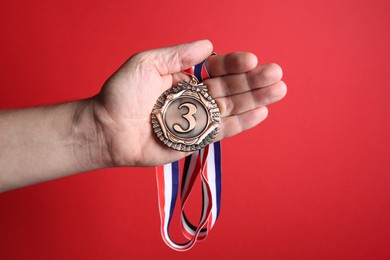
[156,58,222,251]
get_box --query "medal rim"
[151,81,220,151]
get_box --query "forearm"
[0,98,111,192]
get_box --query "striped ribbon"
[156,58,222,251]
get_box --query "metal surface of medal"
[151,77,221,151]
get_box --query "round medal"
[151,80,220,151]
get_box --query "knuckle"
[130,52,148,63]
[222,97,234,115]
[130,52,155,72]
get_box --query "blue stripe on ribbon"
[181,154,192,197]
[214,141,222,217]
[168,161,179,224]
[194,60,206,82]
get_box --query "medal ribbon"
[156,58,222,251]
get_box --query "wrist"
[71,97,115,170]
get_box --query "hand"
[92,40,286,167]
[0,39,286,191]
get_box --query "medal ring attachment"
[151,80,221,152]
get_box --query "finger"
[216,106,269,140]
[153,106,268,163]
[138,40,213,75]
[206,63,284,98]
[205,52,258,77]
[216,81,287,117]
[170,52,259,86]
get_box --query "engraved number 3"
[173,103,197,133]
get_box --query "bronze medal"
[151,80,220,151]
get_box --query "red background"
[1,0,390,259]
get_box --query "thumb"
[144,40,213,76]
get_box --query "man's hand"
[88,40,287,167]
[0,40,286,191]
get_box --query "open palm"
[95,40,286,167]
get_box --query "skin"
[0,40,287,192]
